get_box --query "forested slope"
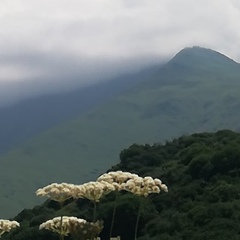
[3,130,240,240]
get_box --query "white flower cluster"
[69,219,103,240]
[36,171,168,239]
[97,170,139,191]
[39,216,103,239]
[124,176,168,197]
[97,171,138,184]
[36,171,168,203]
[0,219,20,237]
[97,171,168,197]
[36,181,115,203]
[36,182,76,202]
[39,216,86,236]
[73,181,115,202]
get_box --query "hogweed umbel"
[39,216,103,240]
[36,182,77,203]
[0,219,20,237]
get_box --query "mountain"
[3,130,240,240]
[1,46,240,218]
[169,46,238,70]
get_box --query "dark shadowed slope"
[0,66,158,154]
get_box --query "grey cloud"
[0,49,163,107]
[0,0,240,106]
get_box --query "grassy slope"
[1,46,240,218]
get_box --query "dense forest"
[3,129,240,240]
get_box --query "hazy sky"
[1,0,240,105]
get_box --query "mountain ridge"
[161,46,240,79]
[171,46,239,65]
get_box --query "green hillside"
[3,130,240,240]
[1,46,240,218]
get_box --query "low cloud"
[0,50,162,106]
[0,0,240,106]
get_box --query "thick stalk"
[59,202,64,240]
[109,192,119,238]
[59,215,64,240]
[134,197,143,240]
[93,201,97,222]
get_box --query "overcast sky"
[1,0,240,106]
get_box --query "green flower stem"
[59,215,64,240]
[134,197,143,240]
[109,191,119,238]
[93,201,97,222]
[59,202,64,240]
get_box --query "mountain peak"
[168,46,239,70]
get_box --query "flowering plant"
[35,171,168,240]
[39,216,103,240]
[0,219,20,237]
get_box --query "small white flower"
[160,184,168,192]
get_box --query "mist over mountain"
[0,54,164,107]
[0,65,158,154]
[1,46,240,218]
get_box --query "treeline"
[3,130,240,240]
